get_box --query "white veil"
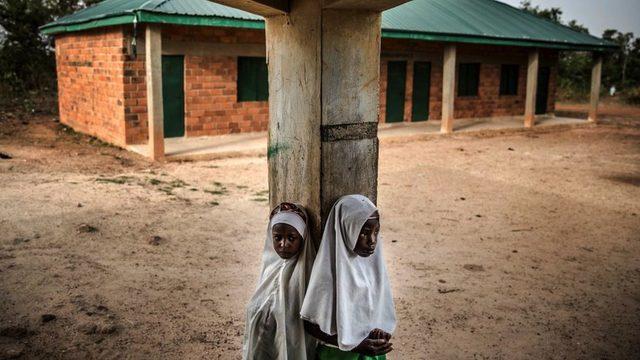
[300,195,396,351]
[243,205,317,359]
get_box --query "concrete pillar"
[441,44,456,134]
[266,1,381,240]
[524,49,540,128]
[404,60,414,122]
[588,53,603,123]
[145,24,165,161]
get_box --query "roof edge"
[137,11,264,29]
[41,14,135,35]
[40,11,265,35]
[490,0,617,49]
[381,29,618,52]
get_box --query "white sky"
[499,0,640,37]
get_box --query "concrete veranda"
[128,116,590,161]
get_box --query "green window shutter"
[411,61,431,121]
[500,64,519,96]
[237,57,269,102]
[385,61,407,123]
[458,63,480,97]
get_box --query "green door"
[411,62,431,122]
[536,66,550,115]
[162,55,185,138]
[385,61,407,123]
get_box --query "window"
[237,57,268,102]
[500,64,520,96]
[457,63,480,97]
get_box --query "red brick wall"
[55,27,128,146]
[379,39,558,123]
[183,56,268,137]
[122,25,268,144]
[122,48,147,145]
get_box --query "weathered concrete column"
[588,53,603,123]
[265,0,395,240]
[441,44,457,134]
[219,0,408,239]
[145,24,165,161]
[524,49,540,128]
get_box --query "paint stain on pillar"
[267,142,290,159]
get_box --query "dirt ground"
[1,107,639,359]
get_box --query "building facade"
[43,0,613,153]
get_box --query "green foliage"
[622,87,640,105]
[0,0,94,111]
[602,29,636,90]
[519,1,563,24]
[558,51,591,101]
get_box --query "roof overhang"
[323,0,412,11]
[208,0,288,16]
[382,29,619,52]
[211,0,412,15]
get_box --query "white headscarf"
[300,195,396,351]
[243,206,317,360]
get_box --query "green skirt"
[317,344,387,360]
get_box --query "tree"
[567,20,589,34]
[520,1,563,24]
[628,38,640,86]
[603,29,634,88]
[0,0,93,96]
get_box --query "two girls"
[243,196,396,359]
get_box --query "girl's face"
[353,212,380,257]
[272,223,303,259]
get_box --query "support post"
[588,53,603,123]
[266,0,381,241]
[524,49,539,128]
[145,24,164,161]
[441,44,456,134]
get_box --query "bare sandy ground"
[1,112,639,359]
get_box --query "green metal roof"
[40,0,264,34]
[41,0,616,51]
[382,0,616,51]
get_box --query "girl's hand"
[369,328,392,341]
[354,338,393,356]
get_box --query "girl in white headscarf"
[301,195,396,359]
[243,203,317,360]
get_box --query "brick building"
[42,0,614,154]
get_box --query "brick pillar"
[404,60,414,122]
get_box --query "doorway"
[536,66,550,115]
[411,61,431,122]
[162,55,185,138]
[385,61,407,123]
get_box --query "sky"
[500,0,640,37]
